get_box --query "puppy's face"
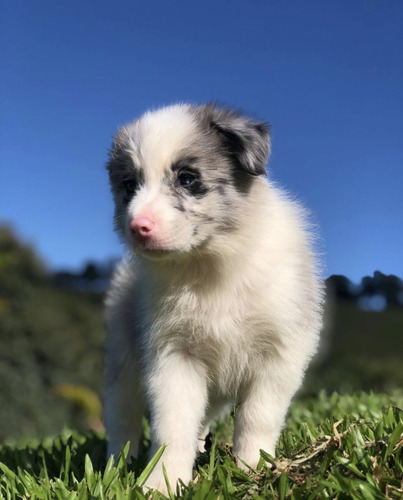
[107,104,270,259]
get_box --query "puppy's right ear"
[200,103,271,176]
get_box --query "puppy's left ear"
[205,104,271,176]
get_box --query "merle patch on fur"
[171,157,199,173]
[193,103,270,177]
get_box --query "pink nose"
[129,216,155,238]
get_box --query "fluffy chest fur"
[141,291,271,395]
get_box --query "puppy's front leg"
[105,357,145,461]
[144,350,207,494]
[233,364,302,469]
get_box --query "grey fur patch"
[214,185,226,196]
[171,157,199,172]
[192,103,271,177]
[107,154,143,193]
[173,202,186,213]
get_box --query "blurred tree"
[326,274,356,301]
[81,263,99,282]
[360,271,403,307]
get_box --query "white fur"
[104,104,324,495]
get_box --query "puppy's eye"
[123,179,138,193]
[178,171,196,187]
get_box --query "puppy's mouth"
[129,236,188,259]
[135,245,175,258]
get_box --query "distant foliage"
[326,272,403,310]
[0,226,105,441]
[53,261,116,292]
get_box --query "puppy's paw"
[144,471,170,497]
[144,465,190,497]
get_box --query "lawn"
[1,391,402,499]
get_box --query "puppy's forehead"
[134,105,198,177]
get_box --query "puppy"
[104,103,323,494]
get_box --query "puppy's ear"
[203,104,271,176]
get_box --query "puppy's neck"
[137,246,248,291]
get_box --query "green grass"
[1,391,402,499]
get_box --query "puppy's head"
[107,103,270,259]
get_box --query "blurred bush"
[53,383,103,431]
[0,226,105,441]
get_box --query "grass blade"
[135,445,166,488]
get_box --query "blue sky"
[1,0,402,282]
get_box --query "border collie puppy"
[104,103,323,494]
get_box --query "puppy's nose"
[130,216,155,238]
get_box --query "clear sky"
[1,0,402,282]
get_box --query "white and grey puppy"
[104,103,323,493]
